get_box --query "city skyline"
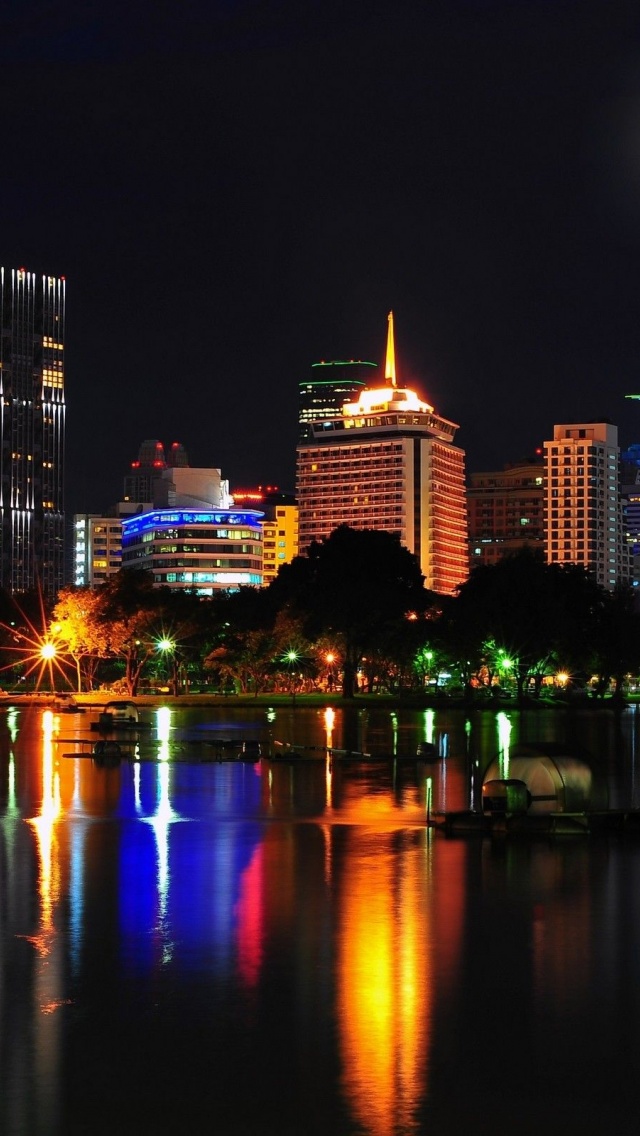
[3,2,640,518]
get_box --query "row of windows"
[136,527,260,542]
[124,553,261,569]
[137,541,260,556]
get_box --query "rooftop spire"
[385,310,397,387]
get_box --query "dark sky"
[3,0,640,515]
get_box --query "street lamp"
[157,638,176,694]
[325,651,338,691]
[39,641,57,692]
[282,649,300,704]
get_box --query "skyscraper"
[299,359,377,441]
[297,313,468,595]
[0,267,65,600]
[543,421,630,590]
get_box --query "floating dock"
[432,809,640,838]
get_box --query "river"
[1,701,640,1135]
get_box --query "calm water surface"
[2,702,640,1136]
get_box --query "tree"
[94,571,165,696]
[446,550,606,701]
[269,526,430,698]
[52,587,107,691]
[590,584,640,700]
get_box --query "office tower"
[297,312,468,595]
[0,267,65,600]
[543,421,630,590]
[73,515,123,586]
[123,439,189,504]
[468,457,545,567]
[299,359,377,441]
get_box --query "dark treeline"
[1,528,638,701]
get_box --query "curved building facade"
[121,508,264,593]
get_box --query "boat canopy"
[482,744,606,814]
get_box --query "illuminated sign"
[122,509,264,536]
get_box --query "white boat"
[91,700,148,730]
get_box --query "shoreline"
[0,691,632,712]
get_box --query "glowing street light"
[157,638,176,695]
[281,649,301,703]
[324,651,338,691]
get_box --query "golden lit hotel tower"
[297,312,468,594]
[544,421,630,590]
[0,267,65,600]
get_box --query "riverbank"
[0,690,634,711]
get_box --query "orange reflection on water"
[337,831,432,1136]
[25,712,62,952]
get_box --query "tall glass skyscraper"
[0,267,65,601]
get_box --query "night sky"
[3,0,640,516]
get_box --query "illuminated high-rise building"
[543,421,630,590]
[297,312,468,595]
[0,267,65,600]
[299,360,377,441]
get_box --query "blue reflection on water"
[117,761,264,973]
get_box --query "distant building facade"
[543,421,630,590]
[0,267,65,600]
[468,458,545,567]
[299,360,377,441]
[123,438,189,505]
[297,313,468,595]
[232,488,299,583]
[73,515,122,586]
[619,443,640,588]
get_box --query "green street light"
[282,649,300,703]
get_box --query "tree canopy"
[269,525,431,696]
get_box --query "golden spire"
[385,310,397,387]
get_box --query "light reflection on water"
[1,703,640,1135]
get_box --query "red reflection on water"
[235,843,264,987]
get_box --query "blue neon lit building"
[121,508,264,593]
